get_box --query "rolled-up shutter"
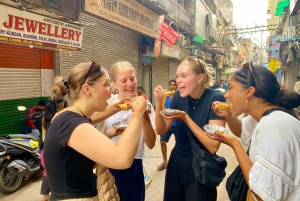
[0,44,41,100]
[169,59,178,81]
[153,57,169,107]
[61,12,139,79]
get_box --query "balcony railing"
[20,0,81,20]
[137,0,191,32]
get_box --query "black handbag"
[187,130,228,187]
[225,147,250,201]
[185,96,227,187]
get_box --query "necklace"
[190,96,201,109]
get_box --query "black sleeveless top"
[44,111,97,200]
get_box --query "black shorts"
[160,126,177,142]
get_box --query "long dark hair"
[42,96,68,135]
[232,65,300,110]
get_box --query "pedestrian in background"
[25,100,47,136]
[154,56,226,201]
[43,61,147,201]
[105,61,156,201]
[211,62,300,201]
[136,86,148,100]
[157,79,178,171]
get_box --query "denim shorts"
[160,126,177,142]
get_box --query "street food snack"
[118,103,131,110]
[164,90,175,96]
[112,120,129,131]
[216,102,231,110]
[161,108,176,116]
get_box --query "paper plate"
[203,124,228,136]
[112,120,129,131]
[161,108,176,116]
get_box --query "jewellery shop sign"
[0,5,83,51]
[85,0,160,39]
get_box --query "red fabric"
[141,94,148,100]
[26,106,37,129]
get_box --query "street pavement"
[0,123,244,201]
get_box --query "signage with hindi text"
[0,5,83,51]
[159,22,180,47]
[85,0,159,38]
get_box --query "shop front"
[0,5,83,134]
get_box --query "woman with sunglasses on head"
[43,61,147,201]
[92,61,156,201]
[154,57,226,201]
[210,62,300,201]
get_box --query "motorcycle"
[0,110,44,193]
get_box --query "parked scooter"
[0,109,44,193]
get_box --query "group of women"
[41,57,300,201]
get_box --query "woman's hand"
[105,127,123,139]
[206,130,238,147]
[159,110,187,121]
[153,85,165,102]
[211,101,232,117]
[131,96,147,113]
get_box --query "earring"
[246,99,248,103]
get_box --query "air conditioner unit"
[287,26,296,39]
[178,34,186,46]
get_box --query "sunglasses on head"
[242,61,257,85]
[81,60,101,85]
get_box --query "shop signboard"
[159,22,180,47]
[85,0,159,38]
[161,41,180,58]
[268,35,281,59]
[0,5,83,51]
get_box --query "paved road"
[1,124,244,201]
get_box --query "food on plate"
[118,103,131,110]
[164,90,175,96]
[161,108,176,116]
[216,102,231,110]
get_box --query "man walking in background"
[26,100,47,136]
[157,80,178,171]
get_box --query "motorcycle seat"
[4,134,40,141]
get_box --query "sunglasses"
[81,60,101,85]
[185,56,204,73]
[242,61,257,85]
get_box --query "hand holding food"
[153,85,165,101]
[131,96,147,113]
[216,102,231,110]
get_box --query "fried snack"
[216,102,231,110]
[118,103,131,110]
[164,90,175,96]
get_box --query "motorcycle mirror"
[17,106,27,111]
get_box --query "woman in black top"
[43,61,147,201]
[154,57,226,201]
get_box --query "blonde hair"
[52,61,107,101]
[181,58,215,88]
[110,61,137,82]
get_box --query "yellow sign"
[85,0,159,38]
[267,59,280,73]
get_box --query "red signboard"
[159,22,180,47]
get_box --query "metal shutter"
[0,44,41,101]
[61,12,139,79]
[153,57,169,107]
[169,59,178,81]
[287,61,299,89]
